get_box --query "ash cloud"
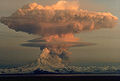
[0,1,118,38]
[0,1,118,74]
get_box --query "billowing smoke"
[0,1,118,41]
[0,1,118,74]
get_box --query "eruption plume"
[0,1,118,73]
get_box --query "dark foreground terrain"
[1,70,120,81]
[1,73,120,81]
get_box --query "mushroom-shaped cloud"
[0,1,118,39]
[0,0,118,74]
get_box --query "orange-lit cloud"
[0,1,118,38]
[0,1,118,73]
[0,0,118,64]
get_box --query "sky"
[0,0,120,65]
